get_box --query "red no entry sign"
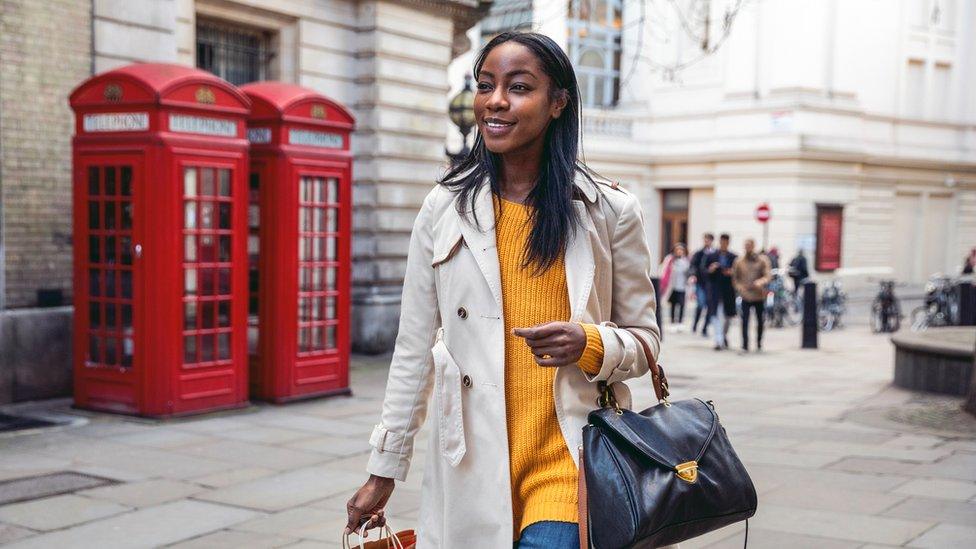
[755,203,771,223]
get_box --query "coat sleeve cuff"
[365,424,412,482]
[582,322,637,383]
[576,322,604,375]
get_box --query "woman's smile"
[483,116,517,136]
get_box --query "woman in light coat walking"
[345,32,663,548]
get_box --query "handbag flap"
[588,398,717,470]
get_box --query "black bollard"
[959,281,975,326]
[801,280,818,349]
[651,277,663,341]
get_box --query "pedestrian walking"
[344,32,664,549]
[788,249,810,296]
[689,233,715,336]
[962,247,975,275]
[660,243,691,331]
[733,238,772,352]
[765,246,780,269]
[706,234,738,350]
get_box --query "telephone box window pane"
[185,301,198,329]
[105,236,117,264]
[121,270,133,299]
[89,269,101,297]
[201,168,215,196]
[200,202,214,229]
[218,202,231,230]
[325,296,336,319]
[120,237,132,265]
[105,338,118,365]
[105,202,117,230]
[185,268,197,296]
[185,235,197,262]
[88,202,100,230]
[121,202,132,229]
[200,268,215,295]
[89,335,101,363]
[89,236,101,263]
[326,208,337,232]
[122,339,134,367]
[105,270,117,298]
[184,335,197,363]
[248,326,258,353]
[88,167,100,196]
[298,327,310,353]
[184,167,197,197]
[326,268,336,289]
[326,237,336,261]
[200,235,215,262]
[327,178,338,204]
[121,167,132,197]
[313,178,324,203]
[218,268,231,294]
[312,326,323,350]
[218,300,231,327]
[325,325,336,349]
[89,302,101,328]
[201,335,214,362]
[121,304,132,329]
[105,304,117,329]
[219,235,231,261]
[247,234,259,258]
[313,208,323,232]
[202,301,216,329]
[313,297,324,320]
[219,169,231,196]
[185,202,197,229]
[311,268,321,290]
[217,332,231,360]
[105,167,117,196]
[248,205,259,229]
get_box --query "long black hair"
[438,31,599,274]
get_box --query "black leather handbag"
[577,337,757,549]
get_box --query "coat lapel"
[450,176,598,321]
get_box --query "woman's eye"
[476,82,492,92]
[511,84,529,92]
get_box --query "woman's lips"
[482,118,516,138]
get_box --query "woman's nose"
[486,88,508,111]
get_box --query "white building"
[452,0,976,285]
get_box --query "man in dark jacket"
[706,234,737,350]
[788,249,810,296]
[689,233,715,336]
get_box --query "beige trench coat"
[366,173,664,548]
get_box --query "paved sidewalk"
[1,322,974,548]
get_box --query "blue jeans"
[513,521,579,549]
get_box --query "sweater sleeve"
[577,322,605,375]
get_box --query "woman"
[963,248,975,275]
[661,243,691,330]
[345,32,662,548]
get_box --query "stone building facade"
[0,0,486,404]
[455,0,976,286]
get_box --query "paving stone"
[77,479,204,507]
[701,527,862,549]
[251,415,373,438]
[106,429,211,449]
[826,457,921,476]
[732,446,841,469]
[190,466,278,488]
[0,524,37,544]
[3,500,257,549]
[285,435,372,457]
[167,529,298,548]
[906,523,976,548]
[172,439,326,471]
[214,426,315,445]
[196,466,365,511]
[754,504,934,545]
[881,496,976,525]
[0,494,129,531]
[912,453,976,482]
[760,483,907,514]
[0,471,114,505]
[892,478,976,501]
[232,507,346,538]
[790,440,951,463]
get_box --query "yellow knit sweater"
[494,196,604,537]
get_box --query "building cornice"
[388,0,492,57]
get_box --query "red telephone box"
[70,63,251,417]
[240,82,354,402]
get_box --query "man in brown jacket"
[732,238,772,351]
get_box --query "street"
[1,322,974,548]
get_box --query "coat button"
[462,375,472,388]
[457,307,467,319]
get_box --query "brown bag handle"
[626,328,670,403]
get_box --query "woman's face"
[675,246,686,257]
[474,42,567,155]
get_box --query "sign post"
[754,203,771,251]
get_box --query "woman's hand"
[345,475,396,537]
[513,321,587,367]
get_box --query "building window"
[196,20,273,86]
[815,204,843,272]
[568,0,623,108]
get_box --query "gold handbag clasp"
[675,461,698,483]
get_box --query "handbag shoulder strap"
[625,328,670,403]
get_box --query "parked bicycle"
[765,269,800,328]
[870,279,901,333]
[818,279,847,331]
[911,274,960,331]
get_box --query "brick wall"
[0,0,92,309]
